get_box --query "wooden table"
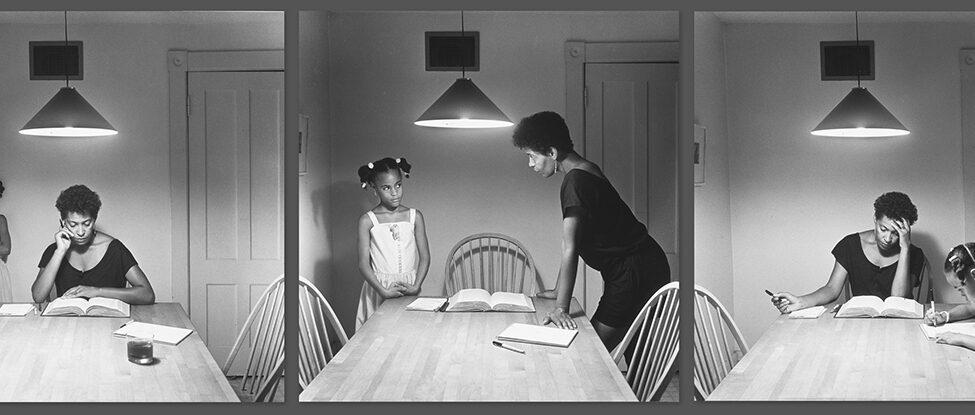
[708,304,975,400]
[0,303,239,402]
[300,296,637,401]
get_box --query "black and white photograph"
[0,11,284,402]
[695,11,975,400]
[297,10,680,402]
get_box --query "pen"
[492,340,525,354]
[119,319,134,329]
[764,289,775,297]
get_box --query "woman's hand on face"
[62,285,100,299]
[541,307,577,330]
[895,219,912,249]
[54,227,73,253]
[771,292,801,314]
[536,289,557,299]
[925,309,948,326]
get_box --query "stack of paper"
[406,297,447,311]
[496,323,578,348]
[919,322,975,340]
[0,303,35,316]
[113,321,194,345]
[789,306,826,319]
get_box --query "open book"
[835,295,922,319]
[42,297,130,317]
[496,323,578,348]
[445,289,535,312]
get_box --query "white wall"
[0,12,283,302]
[322,11,678,333]
[693,12,735,313]
[715,20,970,345]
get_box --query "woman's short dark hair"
[945,243,975,281]
[56,185,102,219]
[874,191,918,225]
[357,157,412,189]
[511,111,574,158]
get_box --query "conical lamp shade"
[20,87,118,137]
[414,78,513,128]
[811,87,909,137]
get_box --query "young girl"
[355,157,430,330]
[925,243,975,349]
[0,179,12,302]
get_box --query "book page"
[837,295,885,318]
[87,297,131,317]
[919,322,975,340]
[42,297,89,316]
[488,292,535,312]
[496,323,578,348]
[446,289,492,311]
[881,297,923,319]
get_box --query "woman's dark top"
[831,233,925,299]
[560,168,656,271]
[38,239,138,297]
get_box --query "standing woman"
[512,111,671,352]
[0,180,12,302]
[31,185,155,304]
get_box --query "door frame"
[564,41,679,312]
[168,50,284,313]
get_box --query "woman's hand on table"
[771,292,803,314]
[541,307,577,330]
[925,309,949,326]
[62,285,100,299]
[536,289,557,299]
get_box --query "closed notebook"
[835,296,922,319]
[789,306,826,319]
[113,321,193,345]
[406,297,447,311]
[919,322,975,340]
[0,303,36,316]
[496,323,578,348]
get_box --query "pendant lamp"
[20,11,117,137]
[414,11,512,129]
[811,12,908,137]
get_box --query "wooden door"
[582,62,678,315]
[187,71,284,371]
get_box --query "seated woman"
[925,243,975,348]
[31,185,155,305]
[773,191,926,312]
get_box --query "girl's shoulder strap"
[366,210,379,226]
[409,208,416,224]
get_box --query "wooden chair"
[839,255,932,303]
[223,274,285,402]
[444,233,538,297]
[693,284,748,400]
[610,281,679,401]
[298,275,349,391]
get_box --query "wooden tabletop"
[708,304,975,400]
[0,302,240,402]
[300,296,637,401]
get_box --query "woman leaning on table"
[772,191,926,313]
[30,184,155,305]
[0,179,12,302]
[511,111,671,352]
[925,243,975,349]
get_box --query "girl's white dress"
[356,208,417,330]
[0,257,11,303]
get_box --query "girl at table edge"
[0,179,12,302]
[30,184,155,305]
[512,111,671,351]
[772,191,926,313]
[354,157,431,330]
[925,243,975,349]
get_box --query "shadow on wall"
[913,231,952,303]
[329,179,375,335]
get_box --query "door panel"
[582,62,678,315]
[188,71,284,372]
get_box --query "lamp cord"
[855,11,861,88]
[461,10,466,79]
[63,10,69,88]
